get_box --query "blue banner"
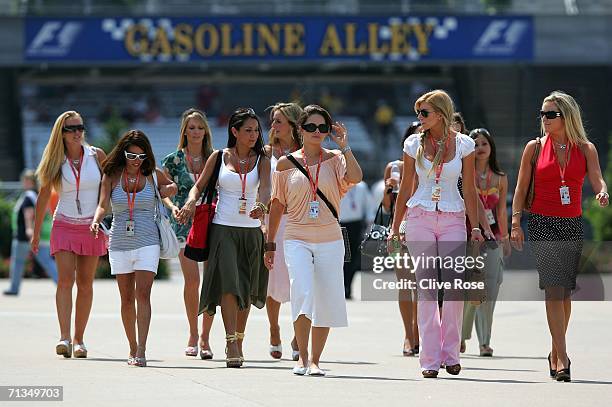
[24,16,533,63]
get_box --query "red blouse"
[529,136,586,218]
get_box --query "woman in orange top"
[265,105,362,376]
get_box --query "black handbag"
[359,202,391,258]
[286,154,351,263]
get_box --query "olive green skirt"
[198,223,268,316]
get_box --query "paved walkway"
[1,268,611,406]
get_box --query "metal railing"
[3,0,612,16]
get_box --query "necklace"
[235,148,250,164]
[71,159,81,166]
[555,142,567,150]
[127,175,138,184]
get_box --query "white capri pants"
[284,239,347,328]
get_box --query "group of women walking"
[28,89,608,381]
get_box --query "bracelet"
[255,202,269,214]
[600,192,609,198]
[471,228,482,232]
[340,145,352,154]
[512,211,522,217]
[264,242,276,252]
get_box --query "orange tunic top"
[271,153,355,243]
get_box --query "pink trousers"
[404,207,467,371]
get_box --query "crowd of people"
[3,89,609,381]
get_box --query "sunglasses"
[301,123,330,133]
[540,111,562,119]
[235,107,256,115]
[124,151,147,161]
[416,109,431,118]
[63,124,85,133]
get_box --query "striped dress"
[109,177,159,251]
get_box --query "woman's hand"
[386,230,402,254]
[90,222,100,239]
[470,228,485,242]
[595,191,609,207]
[177,199,196,224]
[331,122,349,149]
[502,236,512,258]
[510,226,525,251]
[170,205,180,220]
[30,235,40,255]
[264,251,275,270]
[249,203,266,220]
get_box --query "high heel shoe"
[225,334,242,368]
[547,353,556,378]
[555,358,571,382]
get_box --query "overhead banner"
[24,16,533,63]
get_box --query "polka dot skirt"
[528,213,584,290]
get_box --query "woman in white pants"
[265,104,362,376]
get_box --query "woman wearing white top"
[263,102,303,360]
[389,90,483,378]
[32,111,107,358]
[179,108,271,368]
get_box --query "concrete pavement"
[1,267,612,406]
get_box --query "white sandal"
[73,343,88,358]
[55,340,72,358]
[269,344,282,359]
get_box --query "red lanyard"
[67,148,84,203]
[185,149,201,182]
[429,135,449,184]
[476,169,492,200]
[301,147,323,201]
[237,154,251,200]
[554,143,572,185]
[124,170,140,221]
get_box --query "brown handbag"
[524,137,542,211]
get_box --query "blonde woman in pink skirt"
[264,102,303,360]
[32,111,107,359]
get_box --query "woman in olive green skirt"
[179,108,271,367]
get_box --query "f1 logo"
[26,21,82,57]
[473,20,529,56]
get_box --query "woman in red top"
[511,91,609,382]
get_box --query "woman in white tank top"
[178,108,271,368]
[32,111,107,360]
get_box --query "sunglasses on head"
[124,151,147,161]
[63,124,85,133]
[540,110,562,119]
[235,107,256,115]
[301,123,330,133]
[416,109,430,118]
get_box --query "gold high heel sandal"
[236,332,245,363]
[225,334,242,368]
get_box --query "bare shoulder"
[275,155,294,172]
[91,146,107,160]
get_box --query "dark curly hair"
[102,129,156,176]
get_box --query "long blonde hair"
[177,108,213,159]
[541,91,589,145]
[414,90,455,172]
[36,111,83,192]
[267,102,303,149]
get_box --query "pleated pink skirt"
[50,218,107,257]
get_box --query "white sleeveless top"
[212,151,261,228]
[55,146,102,220]
[404,133,475,212]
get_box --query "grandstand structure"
[0,0,610,187]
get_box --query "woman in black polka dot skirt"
[510,91,609,382]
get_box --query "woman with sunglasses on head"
[382,121,421,357]
[263,102,303,361]
[265,105,362,376]
[178,108,270,368]
[33,111,107,359]
[511,91,608,382]
[161,108,216,359]
[389,90,484,379]
[90,130,177,367]
[461,128,509,357]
